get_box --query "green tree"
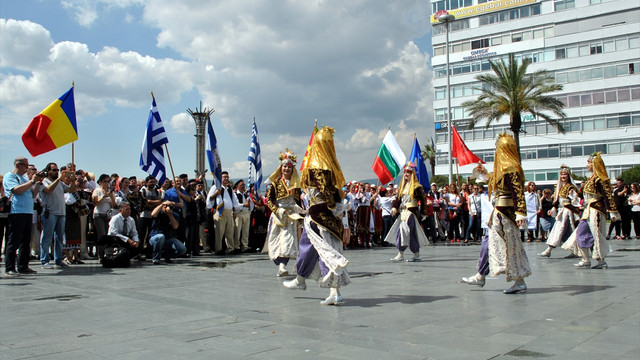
[422,143,436,177]
[461,53,566,157]
[620,165,640,184]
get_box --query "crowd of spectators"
[1,156,638,275]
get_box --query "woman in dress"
[538,165,580,258]
[537,188,554,242]
[475,134,531,294]
[562,153,619,269]
[283,126,350,305]
[384,163,429,262]
[264,149,303,277]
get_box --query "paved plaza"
[1,240,639,360]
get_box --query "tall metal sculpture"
[187,102,215,181]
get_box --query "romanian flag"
[372,130,406,185]
[299,122,318,172]
[22,87,77,157]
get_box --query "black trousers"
[5,213,32,272]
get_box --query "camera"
[36,170,47,178]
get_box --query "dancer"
[468,134,531,294]
[562,153,619,269]
[538,165,580,258]
[384,162,429,262]
[283,126,350,305]
[264,149,303,277]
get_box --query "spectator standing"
[446,183,462,243]
[0,175,9,259]
[465,184,482,243]
[613,178,631,239]
[523,182,540,242]
[233,179,252,253]
[538,188,555,242]
[207,171,241,254]
[3,157,44,276]
[92,174,116,242]
[139,176,162,254]
[40,162,76,269]
[628,182,640,239]
[193,179,208,254]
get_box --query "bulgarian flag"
[22,86,78,157]
[372,130,406,185]
[299,121,318,172]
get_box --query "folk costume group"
[266,129,619,305]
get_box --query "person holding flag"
[140,94,169,184]
[383,162,430,262]
[264,149,303,277]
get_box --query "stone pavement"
[1,240,639,360]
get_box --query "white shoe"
[503,283,527,294]
[406,253,421,262]
[574,261,591,268]
[538,248,551,257]
[461,274,485,287]
[320,295,343,305]
[277,268,289,277]
[390,253,404,262]
[283,278,306,290]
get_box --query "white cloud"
[1,1,435,182]
[168,112,193,134]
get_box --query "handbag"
[101,246,130,268]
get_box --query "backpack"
[101,246,130,268]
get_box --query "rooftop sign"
[430,0,537,24]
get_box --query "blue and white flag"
[206,118,222,188]
[247,118,263,193]
[139,97,169,183]
[410,137,429,190]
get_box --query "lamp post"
[437,11,455,184]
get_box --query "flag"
[299,122,318,172]
[22,86,78,157]
[206,118,222,188]
[247,119,263,193]
[139,97,169,183]
[409,138,429,190]
[451,125,484,166]
[372,130,406,185]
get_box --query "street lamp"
[436,11,455,184]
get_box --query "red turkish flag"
[451,125,485,166]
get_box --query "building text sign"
[430,0,537,24]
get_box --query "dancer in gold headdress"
[538,165,581,258]
[282,126,350,305]
[384,162,429,262]
[562,153,619,269]
[462,134,531,294]
[264,149,303,277]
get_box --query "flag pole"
[455,158,460,188]
[71,81,75,172]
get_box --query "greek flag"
[247,119,263,193]
[139,97,169,183]
[206,118,222,188]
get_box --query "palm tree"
[422,142,436,177]
[461,53,566,157]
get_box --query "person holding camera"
[3,157,44,276]
[148,201,186,264]
[39,162,76,269]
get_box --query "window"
[471,38,489,49]
[571,146,583,156]
[618,88,630,102]
[568,95,580,107]
[590,44,602,54]
[592,91,604,104]
[581,94,592,106]
[512,33,523,43]
[605,90,617,103]
[619,115,631,126]
[556,48,566,59]
[616,38,629,51]
[566,46,578,58]
[579,44,590,56]
[603,40,614,53]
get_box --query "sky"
[0,0,435,187]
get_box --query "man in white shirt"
[99,203,140,260]
[207,171,242,254]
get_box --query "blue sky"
[1,0,434,186]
